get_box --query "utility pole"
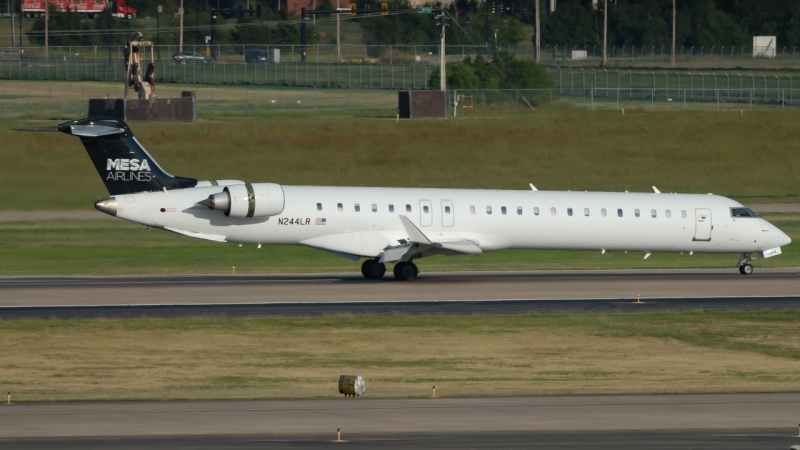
[670,0,675,66]
[336,0,341,62]
[179,0,184,51]
[485,0,490,57]
[534,0,540,63]
[437,12,448,91]
[10,0,15,48]
[602,0,607,67]
[44,2,49,57]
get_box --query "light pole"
[336,0,340,62]
[157,4,161,60]
[534,0,540,63]
[44,1,48,57]
[602,0,608,67]
[179,0,184,51]
[670,0,675,66]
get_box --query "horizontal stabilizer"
[13,126,59,132]
[66,124,126,138]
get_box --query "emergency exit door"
[441,200,454,227]
[419,200,432,227]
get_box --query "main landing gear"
[392,261,418,281]
[361,259,386,279]
[360,259,419,280]
[737,253,755,275]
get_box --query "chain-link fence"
[0,84,796,120]
[546,68,797,105]
[0,57,436,89]
[3,54,799,95]
[4,43,800,68]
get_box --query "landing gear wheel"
[739,264,754,275]
[393,261,418,281]
[360,259,386,279]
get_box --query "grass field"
[0,214,798,275]
[2,107,799,211]
[3,311,800,402]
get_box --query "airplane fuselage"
[109,185,790,258]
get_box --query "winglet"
[529,183,538,191]
[652,186,661,194]
[399,215,432,245]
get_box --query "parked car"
[245,49,269,63]
[172,51,212,64]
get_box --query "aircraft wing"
[378,216,482,263]
[299,215,482,262]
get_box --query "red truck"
[19,0,137,19]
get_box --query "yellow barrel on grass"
[338,375,365,397]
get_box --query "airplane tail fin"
[56,117,197,195]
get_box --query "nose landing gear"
[736,253,755,275]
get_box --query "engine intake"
[200,183,285,218]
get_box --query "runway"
[1,394,798,448]
[1,269,798,318]
[3,429,797,450]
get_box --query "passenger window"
[486,206,492,215]
[470,206,476,214]
[651,209,657,218]
[337,203,343,212]
[501,206,507,215]
[389,204,395,213]
[601,208,607,217]
[567,208,573,216]
[445,206,451,214]
[665,210,671,218]
[681,210,687,218]
[372,203,377,212]
[634,209,641,218]
[517,207,522,215]
[423,205,429,213]
[584,208,590,217]
[316,203,322,211]
[534,207,539,216]
[617,209,623,217]
[355,203,360,212]
[550,207,556,216]
[406,204,412,212]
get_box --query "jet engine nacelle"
[201,182,285,218]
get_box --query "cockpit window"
[731,207,759,218]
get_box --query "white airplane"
[45,117,791,280]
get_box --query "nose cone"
[778,229,792,247]
[94,197,118,217]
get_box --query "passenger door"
[419,200,432,227]
[441,200,454,227]
[693,208,712,241]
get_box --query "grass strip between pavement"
[2,310,800,402]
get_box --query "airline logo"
[106,159,153,181]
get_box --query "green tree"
[428,52,552,89]
[27,5,105,46]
